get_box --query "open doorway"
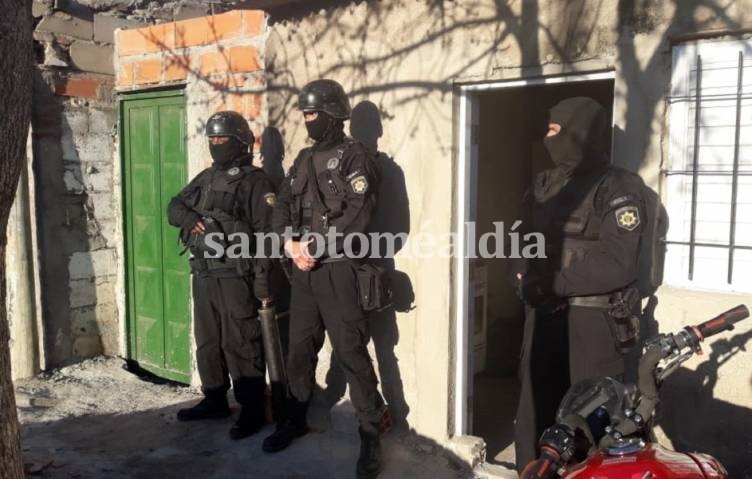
[456,74,615,467]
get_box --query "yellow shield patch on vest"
[350,175,368,194]
[615,205,640,231]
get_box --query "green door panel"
[122,92,191,383]
[158,103,191,375]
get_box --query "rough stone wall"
[32,66,120,365]
[266,0,752,452]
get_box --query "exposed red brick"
[117,23,175,57]
[55,77,100,99]
[243,10,265,36]
[164,55,190,82]
[199,46,260,78]
[199,50,229,77]
[175,10,243,48]
[117,63,134,88]
[229,45,261,73]
[134,59,161,84]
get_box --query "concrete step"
[474,462,518,479]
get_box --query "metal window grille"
[665,50,752,285]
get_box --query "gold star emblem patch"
[264,192,276,207]
[350,175,368,194]
[615,206,640,231]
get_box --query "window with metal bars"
[665,40,752,293]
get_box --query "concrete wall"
[265,0,752,456]
[32,69,120,365]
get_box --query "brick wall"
[115,10,268,170]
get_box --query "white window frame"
[665,39,752,294]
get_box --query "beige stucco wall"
[266,0,752,455]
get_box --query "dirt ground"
[15,357,469,479]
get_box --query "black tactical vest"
[191,164,256,275]
[289,142,353,235]
[530,173,608,271]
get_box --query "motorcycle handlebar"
[607,304,750,444]
[694,304,749,340]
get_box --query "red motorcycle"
[521,304,750,479]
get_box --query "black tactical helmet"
[205,110,255,145]
[298,79,351,119]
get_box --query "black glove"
[181,210,202,231]
[516,274,552,307]
[253,278,270,300]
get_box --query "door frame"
[452,70,617,437]
[120,88,190,383]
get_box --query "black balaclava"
[535,97,611,202]
[306,111,345,150]
[209,137,247,168]
[544,97,610,177]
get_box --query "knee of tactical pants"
[328,320,374,378]
[334,344,374,380]
[222,316,265,377]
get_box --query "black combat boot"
[356,426,382,479]
[177,388,231,421]
[229,377,267,440]
[262,398,309,453]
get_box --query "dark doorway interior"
[470,78,615,466]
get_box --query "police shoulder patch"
[264,192,277,207]
[615,205,640,231]
[350,175,368,194]
[227,167,240,176]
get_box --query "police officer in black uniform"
[167,111,277,440]
[262,79,387,479]
[514,97,645,470]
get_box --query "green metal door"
[122,90,191,383]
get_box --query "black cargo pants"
[192,273,265,404]
[286,261,385,432]
[514,304,626,471]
